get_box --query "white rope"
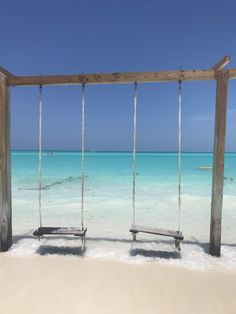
[81,84,85,230]
[178,80,182,232]
[38,85,43,227]
[132,82,138,226]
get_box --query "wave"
[8,234,236,271]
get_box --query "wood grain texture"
[209,70,229,257]
[0,79,12,251]
[130,225,184,240]
[5,68,236,86]
[212,56,230,71]
[33,227,87,237]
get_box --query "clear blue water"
[10,151,236,269]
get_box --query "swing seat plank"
[33,227,87,237]
[130,225,183,240]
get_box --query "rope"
[81,83,85,230]
[132,82,138,226]
[38,85,43,227]
[178,80,182,232]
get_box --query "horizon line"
[10,149,236,154]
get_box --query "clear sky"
[1,0,236,151]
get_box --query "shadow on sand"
[129,248,181,259]
[11,233,236,259]
[36,245,86,256]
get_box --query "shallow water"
[9,151,236,270]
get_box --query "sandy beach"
[0,255,236,314]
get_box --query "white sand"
[0,255,236,314]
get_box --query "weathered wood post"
[0,76,12,251]
[209,69,229,256]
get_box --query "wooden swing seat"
[33,227,87,237]
[130,225,183,240]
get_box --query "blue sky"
[1,0,236,151]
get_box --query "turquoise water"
[10,151,236,268]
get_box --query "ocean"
[9,151,236,270]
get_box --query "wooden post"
[0,77,12,251]
[209,70,229,256]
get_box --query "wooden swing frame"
[0,55,234,256]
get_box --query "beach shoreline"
[1,254,236,314]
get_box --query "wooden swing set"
[0,55,235,256]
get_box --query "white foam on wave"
[7,233,236,271]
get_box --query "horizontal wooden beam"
[212,56,231,71]
[4,68,236,87]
